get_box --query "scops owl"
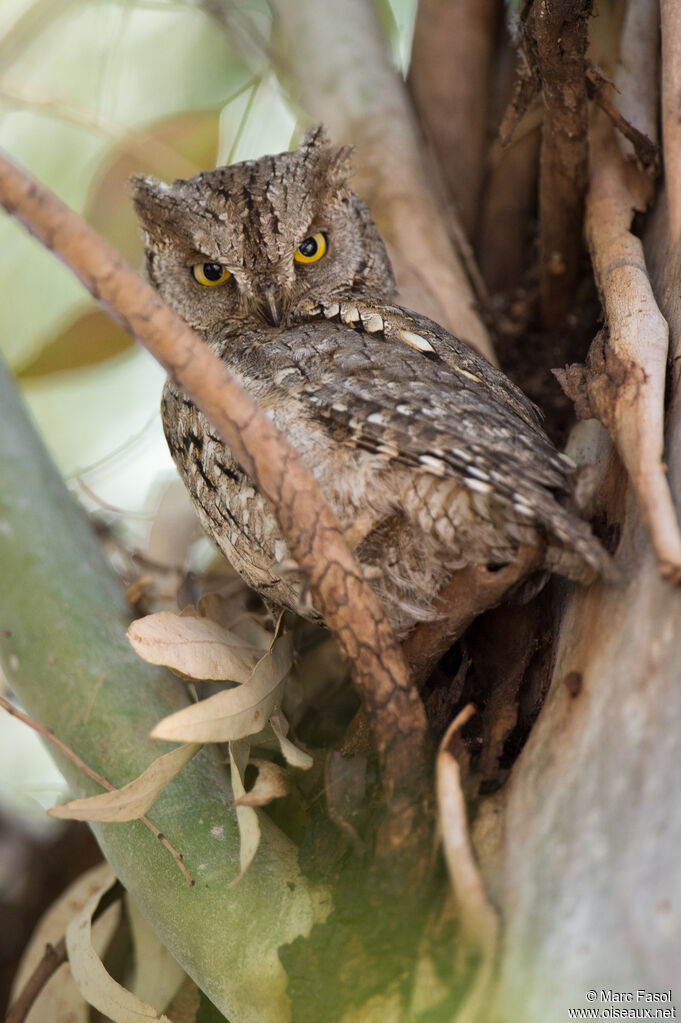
[132,127,611,638]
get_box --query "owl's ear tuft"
[300,125,353,195]
[301,124,331,151]
[322,144,353,192]
[130,175,187,243]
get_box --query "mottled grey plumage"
[132,128,611,636]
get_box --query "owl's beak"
[263,287,282,327]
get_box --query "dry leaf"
[65,870,173,1023]
[150,633,294,743]
[11,862,120,1023]
[48,743,202,822]
[228,739,261,886]
[270,708,314,769]
[197,592,272,649]
[127,610,262,682]
[233,758,291,807]
[437,707,498,1023]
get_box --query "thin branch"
[5,939,67,1023]
[0,0,78,73]
[480,93,542,293]
[0,153,431,886]
[586,72,659,173]
[498,60,540,148]
[0,696,194,885]
[0,81,204,180]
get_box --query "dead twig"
[585,71,659,173]
[498,59,540,149]
[437,704,499,1023]
[0,153,431,886]
[0,696,194,885]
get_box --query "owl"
[132,127,611,638]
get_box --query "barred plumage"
[134,128,611,637]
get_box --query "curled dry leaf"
[150,633,294,742]
[10,862,120,1023]
[48,743,202,822]
[127,610,262,682]
[228,739,261,887]
[65,870,173,1023]
[269,708,314,769]
[436,705,498,1023]
[233,758,291,807]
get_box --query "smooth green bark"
[0,357,328,1023]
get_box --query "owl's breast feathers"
[162,307,612,632]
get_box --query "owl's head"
[131,126,396,334]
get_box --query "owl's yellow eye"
[192,262,231,287]
[294,232,327,264]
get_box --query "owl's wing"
[299,296,544,433]
[292,332,574,506]
[295,345,615,578]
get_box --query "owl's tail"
[534,491,618,585]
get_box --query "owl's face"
[132,127,396,336]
